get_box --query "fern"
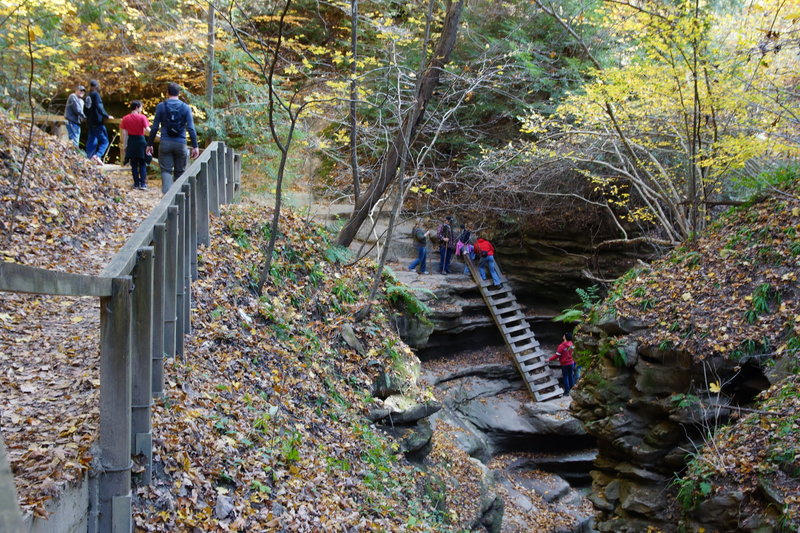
[553,309,583,323]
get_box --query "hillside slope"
[571,177,800,532]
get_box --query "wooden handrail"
[0,262,112,296]
[102,142,221,278]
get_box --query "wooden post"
[181,184,192,334]
[208,148,220,216]
[98,276,133,533]
[197,161,210,246]
[233,154,242,199]
[0,437,23,533]
[188,175,199,281]
[216,146,227,205]
[164,207,179,362]
[175,193,186,357]
[131,247,154,486]
[151,224,166,399]
[225,146,235,201]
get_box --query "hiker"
[455,224,473,274]
[408,220,430,274]
[64,84,86,148]
[146,82,200,193]
[120,100,151,190]
[436,216,456,274]
[549,332,576,396]
[85,80,113,164]
[474,236,501,289]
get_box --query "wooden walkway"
[464,255,563,402]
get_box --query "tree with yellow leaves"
[517,0,800,245]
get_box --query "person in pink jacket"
[549,332,576,395]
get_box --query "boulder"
[381,419,434,462]
[340,323,366,355]
[383,399,442,424]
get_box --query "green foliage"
[733,165,799,199]
[384,283,434,324]
[745,283,780,323]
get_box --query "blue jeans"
[409,246,427,273]
[130,158,148,188]
[439,246,453,273]
[478,255,501,285]
[561,364,576,393]
[66,121,81,148]
[85,125,109,160]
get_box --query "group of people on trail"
[64,81,199,193]
[408,216,502,289]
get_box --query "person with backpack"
[408,220,430,274]
[146,82,200,193]
[63,84,86,148]
[549,332,576,396]
[474,236,501,289]
[454,224,473,274]
[84,80,113,164]
[436,216,456,274]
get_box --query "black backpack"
[163,101,187,137]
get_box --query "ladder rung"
[535,387,564,402]
[498,312,525,325]
[511,339,539,352]
[502,322,530,335]
[516,351,541,364]
[486,286,508,296]
[520,359,548,372]
[529,375,560,389]
[495,303,523,315]
[490,296,516,306]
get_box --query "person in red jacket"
[474,237,502,289]
[549,332,576,395]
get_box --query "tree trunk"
[336,0,465,247]
[349,0,360,203]
[206,2,215,108]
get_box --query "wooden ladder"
[464,254,563,402]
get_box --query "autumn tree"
[514,0,800,245]
[335,0,465,247]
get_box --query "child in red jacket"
[549,332,576,396]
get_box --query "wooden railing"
[0,141,241,532]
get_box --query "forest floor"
[1,113,585,530]
[0,113,163,517]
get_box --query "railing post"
[164,206,179,363]
[208,147,220,216]
[152,223,166,399]
[233,153,242,200]
[188,175,198,280]
[181,183,192,334]
[225,146,235,201]
[216,145,227,205]
[131,247,153,486]
[197,161,210,245]
[175,193,186,357]
[0,437,23,533]
[98,276,133,533]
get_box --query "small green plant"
[745,283,779,323]
[280,430,302,464]
[384,283,434,324]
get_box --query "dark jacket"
[85,91,109,126]
[148,99,199,148]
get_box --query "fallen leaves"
[1,111,161,516]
